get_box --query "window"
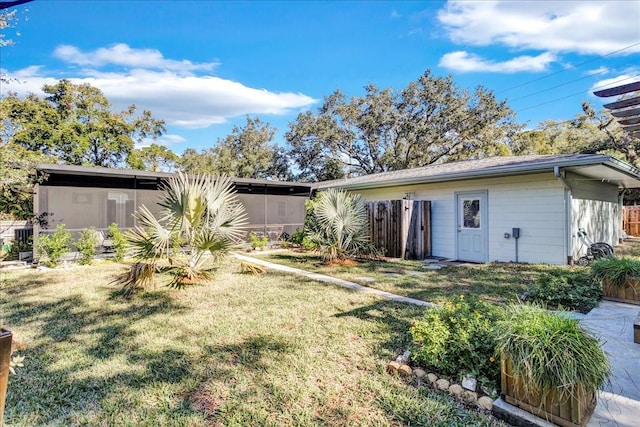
[462,199,480,229]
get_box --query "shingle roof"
[316,154,640,190]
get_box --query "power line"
[518,74,640,114]
[508,68,609,103]
[496,41,640,95]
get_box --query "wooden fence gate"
[623,206,640,237]
[366,200,431,259]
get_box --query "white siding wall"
[349,173,569,264]
[568,172,621,259]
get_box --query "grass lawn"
[612,237,640,258]
[0,259,505,427]
[252,250,577,305]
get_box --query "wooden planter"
[501,356,596,427]
[602,277,640,305]
[0,329,12,427]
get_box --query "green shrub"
[38,224,72,267]
[75,227,98,265]
[496,304,610,400]
[526,271,601,313]
[249,232,268,250]
[107,223,127,261]
[591,256,640,287]
[291,228,305,246]
[410,295,504,388]
[301,236,317,251]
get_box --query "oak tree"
[286,70,520,181]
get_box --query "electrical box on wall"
[512,228,520,239]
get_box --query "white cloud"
[585,67,609,76]
[439,51,556,73]
[438,1,640,55]
[53,43,219,74]
[136,133,187,149]
[2,45,317,129]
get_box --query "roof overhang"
[36,163,314,191]
[317,155,640,191]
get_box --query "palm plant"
[308,188,377,262]
[115,172,247,296]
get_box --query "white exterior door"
[456,192,487,262]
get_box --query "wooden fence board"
[623,206,640,237]
[366,200,431,259]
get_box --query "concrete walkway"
[233,253,436,307]
[582,300,640,427]
[235,253,639,426]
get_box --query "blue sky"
[1,0,639,155]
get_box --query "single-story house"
[34,164,313,242]
[318,154,640,265]
[33,154,640,265]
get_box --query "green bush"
[291,228,305,246]
[249,232,268,250]
[410,295,504,388]
[591,256,640,287]
[301,236,317,251]
[75,228,99,265]
[107,223,127,262]
[526,271,601,313]
[496,304,610,400]
[39,224,72,267]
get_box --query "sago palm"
[116,172,247,296]
[309,188,377,262]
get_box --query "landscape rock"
[413,368,426,378]
[461,376,477,391]
[426,373,438,385]
[462,390,478,404]
[436,379,450,391]
[387,361,400,374]
[397,365,412,376]
[477,396,493,410]
[448,384,464,397]
[395,350,411,364]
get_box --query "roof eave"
[319,155,639,191]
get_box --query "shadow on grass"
[1,282,197,424]
[334,300,425,357]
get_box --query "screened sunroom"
[34,164,312,243]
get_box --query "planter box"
[501,356,596,427]
[0,329,12,426]
[602,278,640,305]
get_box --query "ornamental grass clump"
[496,304,610,400]
[590,256,640,287]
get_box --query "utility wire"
[496,41,640,95]
[518,75,640,113]
[508,68,610,102]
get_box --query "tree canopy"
[127,143,179,172]
[285,70,520,181]
[512,101,640,166]
[2,79,166,168]
[178,116,290,180]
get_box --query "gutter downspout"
[554,166,573,265]
[619,189,626,243]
